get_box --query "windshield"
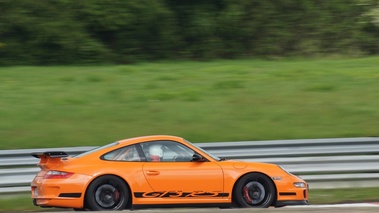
[74,142,119,158]
[188,140,221,161]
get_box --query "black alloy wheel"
[233,173,276,208]
[85,175,130,211]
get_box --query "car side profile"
[31,135,308,211]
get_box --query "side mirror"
[192,153,205,162]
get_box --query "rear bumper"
[33,197,83,209]
[31,173,91,209]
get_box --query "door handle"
[146,170,160,175]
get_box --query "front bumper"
[275,200,309,207]
[273,174,309,207]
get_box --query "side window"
[141,141,196,162]
[102,145,141,162]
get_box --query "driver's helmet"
[148,144,163,162]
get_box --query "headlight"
[293,182,306,188]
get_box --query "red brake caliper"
[243,186,252,203]
[114,189,120,202]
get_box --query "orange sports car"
[31,135,308,211]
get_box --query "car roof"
[74,135,187,159]
[116,135,185,146]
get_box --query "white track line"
[288,203,379,208]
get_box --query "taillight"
[43,170,74,179]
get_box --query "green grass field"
[1,57,379,149]
[0,187,378,211]
[1,57,379,209]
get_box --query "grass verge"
[0,187,378,211]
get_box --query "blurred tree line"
[0,0,378,65]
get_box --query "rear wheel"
[85,175,130,211]
[233,173,276,208]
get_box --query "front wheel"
[85,175,130,211]
[233,173,276,208]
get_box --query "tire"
[85,175,130,211]
[233,173,276,208]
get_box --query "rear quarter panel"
[65,159,153,193]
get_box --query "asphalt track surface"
[35,203,379,213]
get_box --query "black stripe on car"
[58,193,82,198]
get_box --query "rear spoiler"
[31,151,69,158]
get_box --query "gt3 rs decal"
[134,191,229,198]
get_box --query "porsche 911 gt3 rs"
[31,135,308,211]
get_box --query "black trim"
[31,151,68,158]
[58,193,82,198]
[279,192,297,196]
[274,200,309,207]
[136,143,147,161]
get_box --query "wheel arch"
[82,174,132,209]
[231,172,278,206]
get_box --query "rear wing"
[31,151,69,169]
[31,151,69,158]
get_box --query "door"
[141,141,224,197]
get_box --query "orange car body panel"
[31,135,308,209]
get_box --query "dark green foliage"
[0,0,112,65]
[75,0,178,63]
[0,0,378,65]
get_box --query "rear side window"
[102,145,142,162]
